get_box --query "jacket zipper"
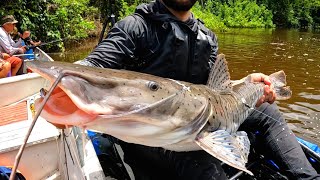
[187,33,195,80]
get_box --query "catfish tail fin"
[269,70,292,100]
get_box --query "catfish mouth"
[36,87,98,126]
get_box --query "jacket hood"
[135,0,198,31]
[135,0,175,21]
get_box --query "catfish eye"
[147,81,159,91]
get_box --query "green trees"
[0,0,98,51]
[192,0,274,31]
[257,0,320,28]
[0,0,319,50]
[112,0,319,30]
[195,0,320,29]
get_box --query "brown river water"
[48,28,320,145]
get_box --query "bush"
[0,0,98,51]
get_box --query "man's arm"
[11,37,23,48]
[77,15,143,68]
[0,35,24,55]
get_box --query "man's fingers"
[250,73,271,85]
[256,95,265,107]
[20,47,26,53]
[269,90,276,104]
[264,85,270,94]
[251,72,276,106]
[261,74,271,85]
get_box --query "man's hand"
[0,59,5,70]
[2,53,10,60]
[19,46,27,53]
[31,40,41,46]
[249,73,276,107]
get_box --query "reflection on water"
[217,28,320,145]
[50,29,320,145]
[48,38,99,63]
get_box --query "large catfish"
[27,54,291,175]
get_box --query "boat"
[0,48,52,107]
[0,48,106,180]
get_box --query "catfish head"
[27,61,187,126]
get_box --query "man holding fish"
[32,0,319,179]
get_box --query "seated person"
[19,30,41,60]
[0,15,29,74]
[11,28,41,60]
[10,26,20,41]
[1,52,22,76]
[0,15,29,56]
[20,30,41,47]
[0,56,11,78]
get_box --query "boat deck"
[0,102,28,126]
[0,98,62,179]
[0,48,106,180]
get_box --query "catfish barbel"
[26,54,291,175]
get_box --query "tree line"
[1,0,319,50]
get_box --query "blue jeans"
[120,103,320,180]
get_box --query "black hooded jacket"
[82,0,218,84]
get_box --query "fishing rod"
[25,38,69,50]
[37,39,66,46]
[241,97,283,124]
[98,0,116,44]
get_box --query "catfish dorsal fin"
[207,54,232,92]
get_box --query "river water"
[49,28,320,145]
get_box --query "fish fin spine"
[195,129,253,176]
[207,54,233,93]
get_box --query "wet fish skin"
[26,54,291,175]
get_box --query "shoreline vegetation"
[1,0,319,51]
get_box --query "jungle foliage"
[1,0,319,50]
[0,0,98,51]
[104,0,320,30]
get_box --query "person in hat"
[0,15,28,75]
[0,15,29,56]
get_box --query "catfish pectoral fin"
[195,129,253,176]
